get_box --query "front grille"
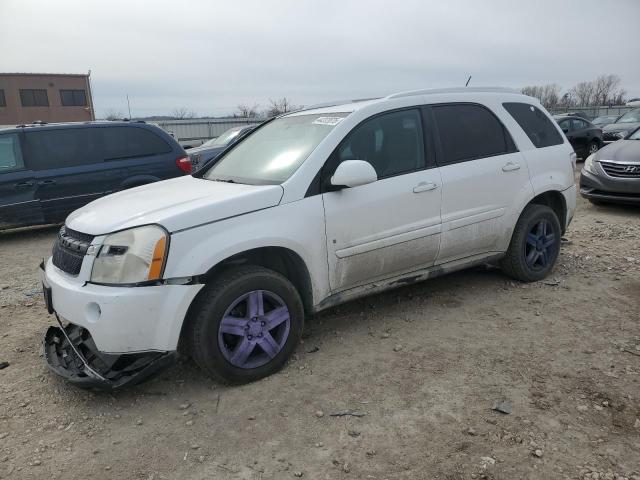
[51,226,94,276]
[600,160,640,178]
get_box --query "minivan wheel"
[501,204,561,282]
[187,265,304,384]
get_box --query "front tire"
[501,204,561,282]
[188,265,304,384]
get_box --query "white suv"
[42,87,576,389]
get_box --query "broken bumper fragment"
[43,322,176,390]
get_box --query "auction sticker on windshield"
[313,117,344,126]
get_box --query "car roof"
[0,120,155,134]
[287,87,526,116]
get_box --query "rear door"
[569,119,590,156]
[0,131,43,228]
[431,103,533,264]
[25,127,112,223]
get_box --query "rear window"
[24,126,172,170]
[432,103,515,165]
[503,102,564,148]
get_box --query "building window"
[0,90,6,107]
[20,89,49,107]
[60,89,87,107]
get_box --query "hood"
[595,140,640,163]
[603,122,640,133]
[66,176,284,235]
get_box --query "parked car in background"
[554,115,602,158]
[626,98,640,107]
[0,121,189,230]
[41,87,577,389]
[188,125,257,171]
[602,108,640,143]
[592,114,620,127]
[580,126,640,205]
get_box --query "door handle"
[14,181,34,189]
[37,179,56,186]
[413,182,438,193]
[502,162,521,172]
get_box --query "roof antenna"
[465,75,472,87]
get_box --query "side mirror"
[330,160,377,188]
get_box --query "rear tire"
[501,204,561,282]
[187,265,304,384]
[587,140,599,156]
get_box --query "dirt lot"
[1,188,639,480]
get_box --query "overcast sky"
[1,0,638,117]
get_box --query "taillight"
[175,156,192,174]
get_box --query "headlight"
[91,225,168,285]
[584,154,598,175]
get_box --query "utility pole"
[126,94,132,119]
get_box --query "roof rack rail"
[386,87,520,99]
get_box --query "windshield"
[204,113,348,184]
[616,109,640,123]
[628,128,640,140]
[202,127,245,148]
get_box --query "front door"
[430,103,534,264]
[322,108,442,292]
[0,132,43,229]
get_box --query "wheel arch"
[178,246,314,353]
[527,189,567,234]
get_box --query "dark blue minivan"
[0,121,190,230]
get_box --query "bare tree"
[103,109,124,121]
[521,84,561,109]
[171,107,197,119]
[569,76,627,107]
[235,103,260,118]
[264,97,301,117]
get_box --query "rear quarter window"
[503,102,564,148]
[98,127,172,160]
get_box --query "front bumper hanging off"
[43,317,176,391]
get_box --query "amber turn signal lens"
[147,236,167,280]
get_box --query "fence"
[152,117,262,142]
[549,105,635,120]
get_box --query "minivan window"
[205,113,348,184]
[98,127,172,160]
[503,102,564,148]
[433,104,514,165]
[337,109,425,178]
[0,133,25,171]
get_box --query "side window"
[337,109,425,178]
[24,128,102,170]
[572,119,587,131]
[0,133,25,172]
[503,102,564,148]
[98,127,172,160]
[558,120,570,132]
[432,104,515,165]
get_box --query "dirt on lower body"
[1,194,639,480]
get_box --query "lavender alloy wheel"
[218,290,291,369]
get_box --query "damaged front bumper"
[43,317,176,391]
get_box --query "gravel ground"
[1,184,639,480]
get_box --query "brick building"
[0,72,95,126]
